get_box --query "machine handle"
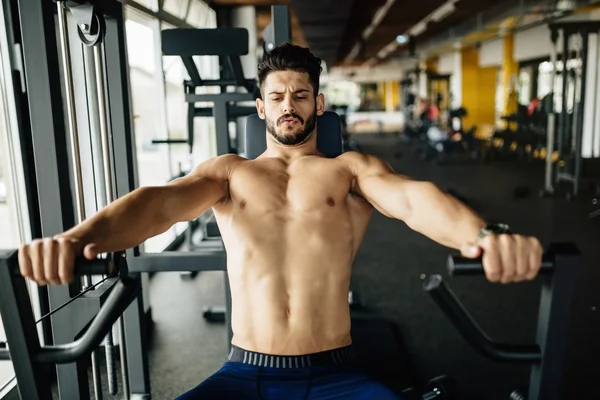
[423,275,542,363]
[35,276,139,364]
[10,252,115,278]
[447,253,554,277]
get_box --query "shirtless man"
[18,44,543,399]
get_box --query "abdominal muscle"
[219,211,357,356]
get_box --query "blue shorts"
[176,345,404,400]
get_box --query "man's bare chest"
[227,164,354,212]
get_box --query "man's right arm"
[19,154,239,285]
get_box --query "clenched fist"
[18,237,101,286]
[461,234,544,283]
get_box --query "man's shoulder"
[336,151,393,176]
[337,151,378,167]
[190,154,248,181]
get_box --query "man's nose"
[281,96,295,114]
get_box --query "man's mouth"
[281,118,298,126]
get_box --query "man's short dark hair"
[258,43,323,97]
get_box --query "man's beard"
[266,108,317,146]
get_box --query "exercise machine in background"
[541,21,600,200]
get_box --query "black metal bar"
[185,92,256,103]
[226,55,246,87]
[549,21,600,31]
[0,251,51,400]
[152,139,188,144]
[447,254,554,277]
[186,78,256,88]
[36,277,139,364]
[188,101,195,150]
[123,287,152,396]
[127,251,227,274]
[194,106,256,118]
[528,243,580,400]
[263,5,290,49]
[423,275,543,363]
[182,56,202,86]
[214,101,233,154]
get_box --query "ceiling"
[204,0,587,67]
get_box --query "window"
[125,8,169,189]
[131,0,159,12]
[186,0,211,28]
[125,7,176,251]
[163,0,189,19]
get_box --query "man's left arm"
[347,153,543,283]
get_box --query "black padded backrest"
[244,112,343,159]
[162,28,249,56]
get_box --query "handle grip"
[11,254,115,277]
[447,254,554,277]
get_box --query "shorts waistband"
[227,345,357,368]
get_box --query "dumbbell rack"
[422,243,580,400]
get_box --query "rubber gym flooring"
[72,134,599,400]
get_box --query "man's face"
[256,70,325,146]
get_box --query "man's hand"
[461,235,544,283]
[18,237,100,286]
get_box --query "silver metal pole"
[94,42,130,400]
[57,3,103,399]
[57,2,85,222]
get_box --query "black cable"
[35,275,115,324]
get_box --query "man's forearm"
[402,182,487,250]
[57,186,172,253]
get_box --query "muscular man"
[18,44,543,400]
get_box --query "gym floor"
[74,134,600,400]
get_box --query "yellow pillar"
[461,46,497,137]
[391,81,400,110]
[461,47,479,129]
[379,82,387,110]
[502,33,519,128]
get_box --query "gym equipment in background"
[541,21,600,200]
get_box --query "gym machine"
[157,26,256,276]
[3,242,578,400]
[542,21,600,199]
[427,71,451,128]
[0,0,231,398]
[262,5,291,51]
[423,243,580,400]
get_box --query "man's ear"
[316,93,325,116]
[256,98,265,119]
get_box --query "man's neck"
[264,132,319,161]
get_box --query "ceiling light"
[396,35,409,44]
